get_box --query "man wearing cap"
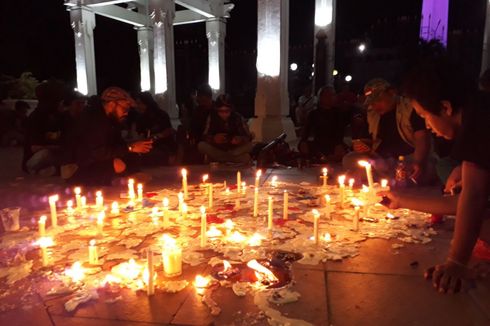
[343,78,432,183]
[62,87,153,185]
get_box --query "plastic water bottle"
[395,156,408,188]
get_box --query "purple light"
[420,0,449,46]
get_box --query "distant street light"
[345,75,352,82]
[290,63,298,71]
[358,43,366,53]
[332,69,339,76]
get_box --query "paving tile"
[51,315,160,326]
[0,298,53,326]
[325,238,451,276]
[327,272,490,326]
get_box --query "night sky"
[0,0,486,95]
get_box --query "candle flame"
[247,260,278,283]
[386,213,395,219]
[112,259,142,280]
[381,179,389,188]
[358,160,371,168]
[181,168,187,177]
[74,187,81,195]
[206,226,222,238]
[128,178,134,185]
[228,231,246,243]
[352,198,363,207]
[271,176,278,187]
[49,195,59,203]
[338,175,346,185]
[322,167,328,175]
[362,185,369,193]
[200,206,206,215]
[248,233,264,246]
[256,169,262,178]
[202,174,209,183]
[324,194,331,202]
[312,209,320,218]
[89,239,96,246]
[349,178,355,188]
[224,219,234,230]
[65,261,85,283]
[178,192,184,201]
[97,211,105,223]
[194,274,210,288]
[161,234,177,248]
[324,233,332,242]
[241,182,246,189]
[36,237,54,248]
[163,197,169,208]
[67,200,73,208]
[137,183,143,190]
[223,260,232,272]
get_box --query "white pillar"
[136,27,154,93]
[481,0,490,74]
[249,0,296,143]
[314,0,336,87]
[206,18,226,95]
[70,6,97,96]
[150,0,178,120]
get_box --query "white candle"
[88,239,98,265]
[128,178,135,201]
[338,175,345,208]
[324,194,331,220]
[37,237,53,267]
[202,174,209,195]
[95,191,103,209]
[313,209,320,245]
[241,182,246,195]
[137,183,143,202]
[271,175,278,188]
[162,236,182,277]
[283,190,288,220]
[348,178,355,190]
[322,168,328,187]
[81,196,87,209]
[237,171,241,193]
[358,160,374,190]
[38,216,46,237]
[361,185,369,204]
[74,187,82,209]
[66,200,74,217]
[48,195,58,228]
[111,201,119,215]
[268,196,273,230]
[255,169,262,189]
[181,168,188,199]
[41,246,49,267]
[200,206,207,248]
[208,184,213,208]
[253,187,259,218]
[97,212,104,234]
[225,187,230,196]
[381,179,389,191]
[353,206,360,231]
[147,249,155,296]
[181,203,188,219]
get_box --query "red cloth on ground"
[473,239,490,261]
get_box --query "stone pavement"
[0,148,489,326]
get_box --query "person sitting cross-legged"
[197,94,253,164]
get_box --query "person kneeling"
[197,94,253,164]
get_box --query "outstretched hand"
[376,191,401,210]
[425,261,472,294]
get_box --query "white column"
[249,0,296,143]
[314,0,335,87]
[136,27,154,93]
[482,0,490,74]
[206,18,226,95]
[150,0,178,120]
[70,6,97,96]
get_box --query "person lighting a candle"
[377,62,490,293]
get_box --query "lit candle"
[322,168,328,187]
[237,171,241,193]
[95,191,103,209]
[48,195,58,228]
[147,249,155,296]
[111,201,119,215]
[74,187,82,209]
[200,206,207,248]
[38,215,46,237]
[255,169,262,188]
[338,175,346,208]
[97,211,105,234]
[313,209,320,245]
[381,179,389,190]
[181,203,188,219]
[88,239,98,265]
[81,196,86,208]
[358,160,374,190]
[361,185,369,203]
[253,187,259,218]
[268,196,273,230]
[241,182,246,195]
[223,180,227,189]
[202,174,209,195]
[353,205,360,231]
[225,187,230,196]
[37,237,53,267]
[349,178,355,190]
[181,168,188,199]
[137,183,143,202]
[224,219,234,236]
[162,235,182,277]
[178,192,184,212]
[283,190,289,220]
[66,200,74,217]
[324,194,331,220]
[207,183,213,208]
[128,178,135,201]
[271,175,278,188]
[151,207,159,224]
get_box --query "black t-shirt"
[452,91,490,171]
[302,107,349,153]
[376,109,426,158]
